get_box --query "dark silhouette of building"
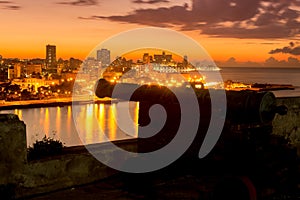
[183,55,188,67]
[46,44,57,73]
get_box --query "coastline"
[0,96,116,110]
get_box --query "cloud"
[265,56,300,67]
[261,42,280,45]
[91,5,190,27]
[5,5,20,9]
[269,43,300,56]
[0,1,20,10]
[217,56,300,67]
[57,0,98,6]
[84,0,300,39]
[132,0,169,4]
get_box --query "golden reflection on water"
[85,104,94,143]
[98,104,105,142]
[0,102,139,147]
[108,104,117,141]
[75,102,139,144]
[56,107,61,138]
[134,102,139,138]
[67,106,72,137]
[14,109,22,120]
[44,108,50,137]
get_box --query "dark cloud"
[261,42,280,45]
[269,42,300,56]
[5,5,20,9]
[201,23,293,39]
[269,46,300,56]
[0,1,20,10]
[57,0,98,6]
[132,0,169,4]
[265,56,300,67]
[83,0,300,39]
[191,0,260,23]
[92,6,191,27]
[217,55,300,67]
[290,42,295,47]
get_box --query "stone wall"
[0,114,26,186]
[273,97,300,154]
[0,114,137,198]
[18,140,137,198]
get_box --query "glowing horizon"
[0,0,299,66]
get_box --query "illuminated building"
[8,63,22,79]
[46,44,57,72]
[97,49,111,67]
[153,51,172,64]
[24,64,42,76]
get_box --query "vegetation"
[27,136,64,160]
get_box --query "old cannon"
[95,79,298,199]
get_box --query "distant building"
[29,58,44,65]
[8,63,22,79]
[69,57,82,70]
[97,49,111,67]
[183,55,188,67]
[46,44,57,72]
[153,51,172,64]
[24,64,42,76]
[143,53,150,64]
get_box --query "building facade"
[96,49,111,67]
[46,44,57,72]
[8,63,22,80]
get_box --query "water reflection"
[45,108,49,137]
[109,104,117,141]
[0,102,139,147]
[56,107,61,138]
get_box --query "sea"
[220,67,300,97]
[1,67,300,147]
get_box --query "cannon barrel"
[95,79,287,124]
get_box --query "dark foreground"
[23,169,300,200]
[24,173,204,200]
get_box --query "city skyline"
[0,0,300,67]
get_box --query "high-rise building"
[46,44,57,71]
[97,49,111,67]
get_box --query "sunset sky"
[1,0,300,66]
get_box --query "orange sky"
[0,0,299,65]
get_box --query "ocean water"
[219,67,300,97]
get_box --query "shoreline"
[1,86,299,110]
[0,96,117,110]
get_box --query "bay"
[1,67,300,147]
